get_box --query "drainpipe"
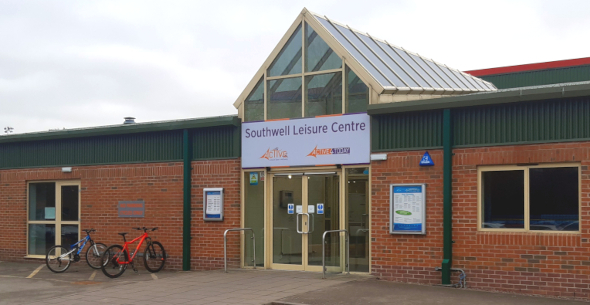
[441,108,453,284]
[183,129,192,271]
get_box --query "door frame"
[240,165,371,273]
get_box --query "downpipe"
[435,267,466,288]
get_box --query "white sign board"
[242,113,370,168]
[203,188,224,221]
[390,184,426,235]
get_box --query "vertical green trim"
[183,129,192,271]
[442,109,453,284]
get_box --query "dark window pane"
[530,167,579,231]
[61,185,79,221]
[305,23,341,72]
[245,78,264,122]
[29,183,56,221]
[346,67,368,113]
[267,78,302,120]
[305,72,342,117]
[61,225,79,248]
[28,224,55,255]
[482,171,524,229]
[268,24,302,77]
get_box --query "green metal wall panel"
[481,65,590,89]
[372,110,443,151]
[0,125,241,169]
[453,96,590,146]
[191,126,240,160]
[0,131,184,169]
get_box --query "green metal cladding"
[372,110,443,151]
[453,96,590,147]
[481,65,590,89]
[371,96,590,151]
[0,126,240,169]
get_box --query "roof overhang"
[368,81,590,115]
[0,115,240,144]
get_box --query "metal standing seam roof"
[308,12,497,94]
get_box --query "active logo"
[307,145,350,158]
[260,147,288,161]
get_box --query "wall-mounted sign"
[390,184,426,235]
[203,188,224,221]
[288,203,294,214]
[317,203,324,215]
[249,172,259,185]
[242,113,370,168]
[118,201,145,218]
[419,151,434,166]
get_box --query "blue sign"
[317,203,324,215]
[287,203,294,214]
[419,151,434,166]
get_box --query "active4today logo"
[260,147,288,161]
[307,145,351,158]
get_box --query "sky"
[1,0,589,134]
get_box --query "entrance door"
[271,172,341,271]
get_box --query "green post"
[183,129,192,271]
[442,108,453,284]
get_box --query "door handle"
[296,213,310,234]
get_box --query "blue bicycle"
[45,229,108,273]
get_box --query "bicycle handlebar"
[132,227,159,232]
[83,229,96,233]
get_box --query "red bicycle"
[101,227,166,278]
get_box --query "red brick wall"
[0,159,242,272]
[189,159,241,270]
[371,150,444,284]
[371,142,590,299]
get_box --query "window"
[28,181,80,256]
[243,21,369,121]
[479,165,579,232]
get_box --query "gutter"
[367,81,590,115]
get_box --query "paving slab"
[275,278,589,305]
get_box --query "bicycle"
[45,229,108,273]
[101,227,166,278]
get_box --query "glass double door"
[271,173,342,271]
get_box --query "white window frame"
[477,163,581,233]
[26,180,81,258]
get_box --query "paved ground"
[0,261,588,304]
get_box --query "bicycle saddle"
[118,232,128,236]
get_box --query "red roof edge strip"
[465,57,590,77]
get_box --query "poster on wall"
[241,113,370,168]
[203,188,224,221]
[390,184,426,235]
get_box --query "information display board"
[390,184,426,235]
[203,188,224,221]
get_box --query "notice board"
[203,188,224,221]
[390,184,426,235]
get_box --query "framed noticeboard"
[390,184,426,235]
[203,188,224,221]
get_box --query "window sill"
[477,229,581,234]
[23,255,45,259]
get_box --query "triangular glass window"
[305,23,341,72]
[244,77,264,122]
[268,24,302,77]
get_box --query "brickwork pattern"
[372,142,590,299]
[0,159,242,272]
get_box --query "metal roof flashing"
[0,115,240,144]
[367,81,590,115]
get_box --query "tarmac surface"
[0,261,588,304]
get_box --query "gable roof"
[234,8,495,109]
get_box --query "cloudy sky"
[1,0,589,134]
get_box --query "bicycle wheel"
[85,242,108,269]
[46,245,72,273]
[101,245,128,278]
[143,241,166,273]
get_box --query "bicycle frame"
[116,232,150,265]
